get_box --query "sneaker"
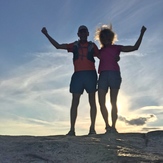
[105,125,111,133]
[66,130,76,136]
[88,129,96,135]
[110,127,118,134]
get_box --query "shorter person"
[95,25,147,133]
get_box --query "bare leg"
[88,92,97,132]
[110,89,119,129]
[98,89,110,128]
[69,93,81,132]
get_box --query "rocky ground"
[0,130,163,163]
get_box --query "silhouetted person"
[41,25,99,136]
[95,25,147,133]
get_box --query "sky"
[0,0,163,136]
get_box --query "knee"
[72,94,80,102]
[89,93,96,106]
[98,100,106,110]
[110,98,117,106]
[98,98,104,107]
[71,96,80,108]
[98,94,104,106]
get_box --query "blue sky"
[0,0,163,136]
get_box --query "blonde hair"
[95,24,117,47]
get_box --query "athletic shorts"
[98,70,122,91]
[70,70,97,94]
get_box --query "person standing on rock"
[41,25,99,136]
[95,25,147,133]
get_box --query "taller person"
[41,25,99,136]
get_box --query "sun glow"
[102,91,134,133]
[104,91,131,115]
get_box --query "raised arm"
[121,26,147,52]
[41,27,67,49]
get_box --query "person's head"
[77,25,89,42]
[95,24,117,47]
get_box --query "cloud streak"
[0,49,72,124]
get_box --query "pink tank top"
[98,45,122,73]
